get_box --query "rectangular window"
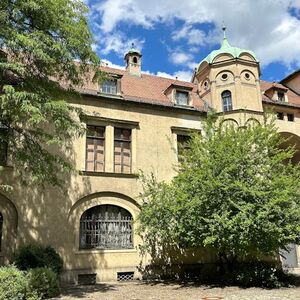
[86,125,105,172]
[114,128,131,173]
[277,112,284,120]
[175,91,189,106]
[0,125,9,166]
[100,79,117,94]
[278,92,285,102]
[287,113,294,122]
[177,134,191,161]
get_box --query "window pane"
[175,91,189,106]
[86,126,105,172]
[101,80,117,94]
[80,205,133,249]
[114,129,131,173]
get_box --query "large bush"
[12,244,63,275]
[0,266,39,300]
[27,268,60,299]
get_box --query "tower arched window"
[132,56,138,64]
[80,205,133,250]
[222,90,232,112]
[0,213,3,251]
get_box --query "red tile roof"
[79,66,300,111]
[80,66,205,111]
[260,80,300,107]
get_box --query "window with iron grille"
[175,91,189,106]
[100,80,117,94]
[114,128,131,174]
[0,213,3,251]
[222,90,232,112]
[80,205,133,250]
[0,124,8,166]
[86,125,105,172]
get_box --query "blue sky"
[86,0,300,82]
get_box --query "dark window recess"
[278,92,285,101]
[175,91,189,106]
[80,205,133,250]
[177,135,191,161]
[277,112,284,120]
[0,125,9,166]
[222,90,232,112]
[114,128,131,174]
[287,113,294,122]
[0,213,3,251]
[86,125,105,172]
[117,271,134,281]
[78,274,96,285]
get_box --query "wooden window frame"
[222,90,233,112]
[114,128,132,174]
[175,90,190,106]
[85,125,105,172]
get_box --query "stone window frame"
[82,117,138,176]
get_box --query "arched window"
[132,56,138,64]
[222,90,232,112]
[80,205,133,250]
[0,213,3,251]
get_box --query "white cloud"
[172,25,207,46]
[170,51,193,65]
[92,0,300,68]
[100,59,125,70]
[157,70,193,81]
[97,31,144,57]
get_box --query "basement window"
[287,113,294,122]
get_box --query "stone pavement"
[53,281,300,300]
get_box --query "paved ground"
[53,281,300,300]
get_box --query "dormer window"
[278,92,285,102]
[100,79,117,95]
[175,90,189,106]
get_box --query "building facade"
[1,33,300,283]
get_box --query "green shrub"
[0,266,40,300]
[12,244,63,275]
[27,268,60,299]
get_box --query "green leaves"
[0,0,101,186]
[138,117,300,262]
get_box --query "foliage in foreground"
[138,116,300,270]
[12,244,63,275]
[27,268,60,299]
[0,266,40,300]
[0,0,101,186]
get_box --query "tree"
[0,0,101,186]
[138,116,300,269]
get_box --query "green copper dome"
[199,30,258,66]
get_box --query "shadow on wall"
[0,134,112,276]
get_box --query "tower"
[193,27,263,114]
[124,43,142,77]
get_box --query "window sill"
[79,171,138,178]
[75,248,137,255]
[97,92,123,100]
